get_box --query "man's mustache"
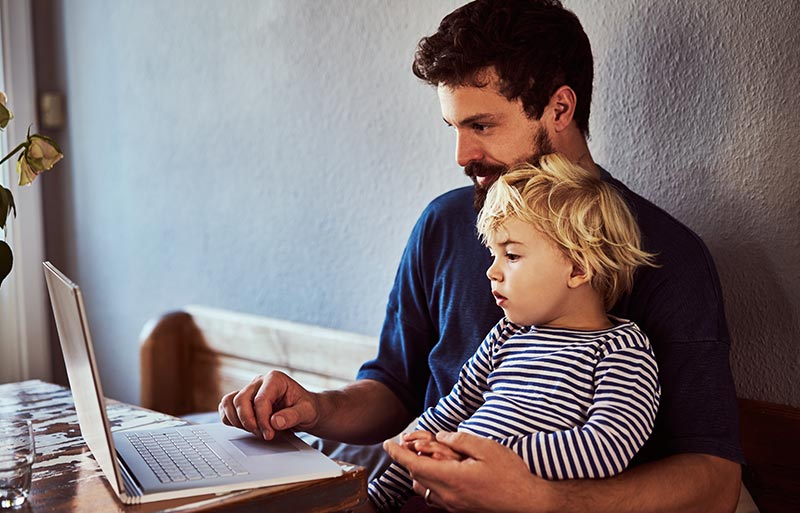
[463,162,507,187]
[465,161,508,211]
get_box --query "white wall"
[572,0,800,407]
[36,0,799,407]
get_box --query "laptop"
[43,261,342,505]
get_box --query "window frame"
[0,0,52,383]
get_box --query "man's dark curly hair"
[412,0,594,137]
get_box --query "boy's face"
[486,217,575,327]
[437,69,555,195]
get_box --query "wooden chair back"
[140,305,377,416]
[140,306,800,512]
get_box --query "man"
[220,1,744,512]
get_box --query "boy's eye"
[505,252,519,261]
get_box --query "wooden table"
[0,380,366,512]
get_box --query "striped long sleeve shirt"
[368,317,660,512]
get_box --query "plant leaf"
[0,100,12,129]
[0,239,12,287]
[0,185,16,230]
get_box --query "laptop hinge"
[117,453,144,503]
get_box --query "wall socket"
[39,92,65,130]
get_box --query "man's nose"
[456,131,482,167]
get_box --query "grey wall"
[34,0,799,408]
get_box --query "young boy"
[366,154,661,512]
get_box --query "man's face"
[437,72,555,209]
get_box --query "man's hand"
[385,431,742,513]
[218,371,320,440]
[220,376,411,445]
[384,431,541,512]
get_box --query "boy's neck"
[542,314,613,332]
[540,289,613,331]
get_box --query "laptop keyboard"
[125,429,249,483]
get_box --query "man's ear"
[548,85,577,133]
[567,263,591,289]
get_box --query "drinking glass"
[0,419,34,509]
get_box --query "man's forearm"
[542,454,741,513]
[310,379,412,444]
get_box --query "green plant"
[0,91,63,287]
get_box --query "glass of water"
[0,419,34,509]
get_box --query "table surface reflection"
[0,380,365,512]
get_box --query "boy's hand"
[401,430,464,461]
[401,430,436,450]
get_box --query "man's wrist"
[497,465,563,513]
[530,475,562,513]
[310,389,340,432]
[518,473,590,513]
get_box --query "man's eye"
[472,123,488,132]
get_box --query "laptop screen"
[43,261,124,495]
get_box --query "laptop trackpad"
[229,436,299,457]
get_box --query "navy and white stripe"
[368,317,660,512]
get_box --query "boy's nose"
[486,261,502,282]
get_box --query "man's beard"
[465,126,556,211]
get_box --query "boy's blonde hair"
[476,153,656,309]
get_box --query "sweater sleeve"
[500,343,660,480]
[367,319,510,512]
[416,318,509,433]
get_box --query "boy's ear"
[567,264,591,289]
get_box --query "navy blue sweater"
[358,169,743,465]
